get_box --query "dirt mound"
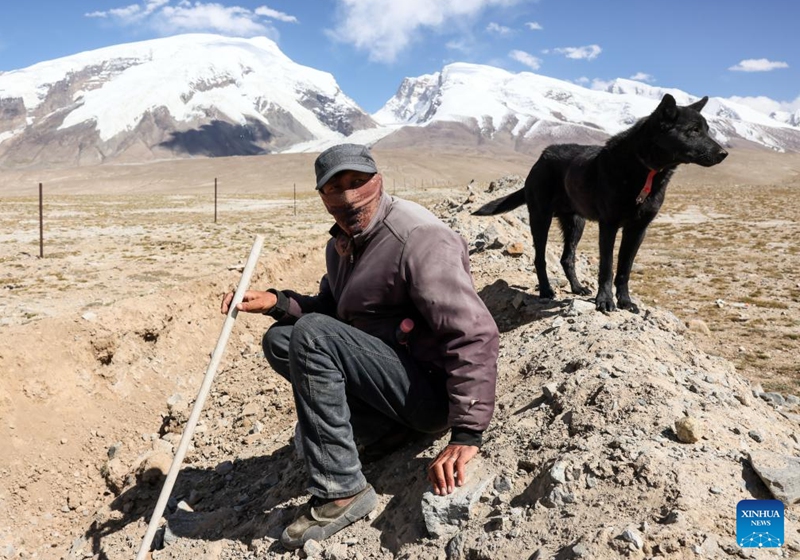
[1,179,798,560]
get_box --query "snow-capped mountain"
[2,39,800,169]
[373,63,800,153]
[0,34,376,167]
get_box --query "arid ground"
[0,148,798,558]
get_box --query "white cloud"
[553,44,601,61]
[255,6,298,23]
[445,39,472,53]
[629,72,654,83]
[157,4,267,35]
[729,94,800,113]
[525,21,542,30]
[574,76,589,85]
[85,1,298,36]
[729,58,789,72]
[329,0,524,63]
[510,49,541,70]
[486,22,512,35]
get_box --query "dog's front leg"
[595,222,618,312]
[614,223,649,313]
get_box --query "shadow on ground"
[85,436,445,558]
[479,279,572,333]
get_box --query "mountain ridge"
[2,34,800,168]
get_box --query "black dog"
[473,94,727,313]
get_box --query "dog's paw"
[538,286,556,300]
[572,285,592,296]
[618,299,640,314]
[595,295,616,313]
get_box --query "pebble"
[748,431,764,443]
[620,527,644,550]
[107,441,123,459]
[674,416,702,443]
[215,461,234,475]
[505,242,525,257]
[303,539,323,558]
[571,543,589,557]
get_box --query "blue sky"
[0,0,797,114]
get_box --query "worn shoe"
[280,484,377,550]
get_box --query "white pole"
[135,234,265,560]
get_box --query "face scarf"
[319,173,383,256]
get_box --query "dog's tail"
[472,188,526,216]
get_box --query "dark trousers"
[262,313,449,499]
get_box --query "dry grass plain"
[2,148,797,392]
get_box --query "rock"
[542,383,559,399]
[167,393,187,412]
[760,392,785,407]
[66,491,82,510]
[241,402,261,417]
[493,475,513,494]
[101,457,129,494]
[663,510,684,524]
[699,535,720,556]
[674,416,702,443]
[324,543,349,560]
[619,527,644,550]
[446,533,466,560]
[177,500,194,512]
[571,542,589,557]
[67,536,87,558]
[565,299,596,316]
[214,461,234,475]
[303,539,324,558]
[505,242,525,257]
[136,451,173,484]
[107,441,123,459]
[749,451,800,504]
[541,486,575,508]
[81,311,97,322]
[748,430,763,443]
[421,461,495,539]
[549,462,567,485]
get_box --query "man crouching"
[221,143,499,549]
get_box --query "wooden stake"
[135,235,265,560]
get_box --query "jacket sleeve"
[265,275,337,322]
[402,223,499,442]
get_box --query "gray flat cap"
[314,144,377,190]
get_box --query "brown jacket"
[270,192,499,442]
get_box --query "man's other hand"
[220,290,277,315]
[427,444,478,495]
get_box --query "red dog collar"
[636,169,658,204]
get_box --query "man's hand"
[427,444,479,495]
[220,290,278,315]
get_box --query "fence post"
[294,183,297,216]
[39,183,43,258]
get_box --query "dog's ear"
[687,96,709,112]
[654,94,678,122]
